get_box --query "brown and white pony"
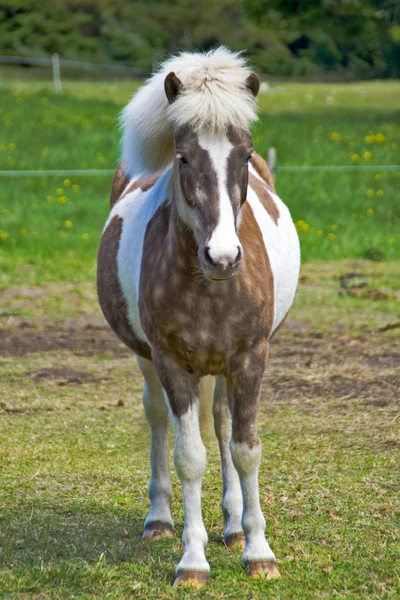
[97,48,300,587]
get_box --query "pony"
[97,47,300,587]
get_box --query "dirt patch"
[0,325,130,358]
[25,368,97,384]
[0,314,398,413]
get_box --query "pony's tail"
[199,376,215,437]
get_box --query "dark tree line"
[0,0,399,78]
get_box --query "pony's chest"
[139,271,270,375]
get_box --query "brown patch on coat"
[248,172,280,225]
[139,200,274,425]
[250,153,275,191]
[110,163,129,209]
[97,215,152,360]
[120,172,161,200]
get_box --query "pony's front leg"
[213,376,244,548]
[152,349,209,588]
[228,348,281,580]
[136,356,174,539]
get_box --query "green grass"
[0,262,399,599]
[0,79,399,288]
[0,78,399,598]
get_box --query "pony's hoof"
[173,570,209,588]
[224,531,246,549]
[142,521,174,540]
[246,560,281,579]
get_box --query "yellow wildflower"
[367,209,373,216]
[295,220,310,233]
[56,188,64,196]
[65,220,73,229]
[2,208,10,216]
[64,179,71,187]
[8,142,16,151]
[317,230,324,237]
[72,184,80,192]
[352,154,359,163]
[375,133,385,143]
[388,238,395,245]
[327,233,336,241]
[376,189,384,197]
[366,189,374,197]
[363,151,372,160]
[20,228,28,236]
[330,132,341,142]
[82,233,89,240]
[374,174,381,182]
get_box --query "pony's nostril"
[233,246,242,266]
[204,247,215,266]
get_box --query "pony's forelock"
[121,47,258,177]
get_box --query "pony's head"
[166,71,259,280]
[121,47,260,280]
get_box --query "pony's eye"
[177,153,188,165]
[246,152,254,162]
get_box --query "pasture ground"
[0,78,399,598]
[0,261,399,599]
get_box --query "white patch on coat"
[247,164,300,334]
[197,131,242,266]
[105,169,171,344]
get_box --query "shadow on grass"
[0,501,181,583]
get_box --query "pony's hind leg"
[136,355,174,539]
[213,376,244,549]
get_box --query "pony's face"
[165,71,259,281]
[173,125,253,281]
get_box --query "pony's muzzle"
[202,245,242,280]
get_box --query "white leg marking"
[213,377,243,539]
[230,441,276,564]
[167,396,209,574]
[136,356,173,529]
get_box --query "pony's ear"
[164,72,182,105]
[245,73,260,98]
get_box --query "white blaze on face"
[197,131,242,267]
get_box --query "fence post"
[52,53,62,94]
[267,147,276,182]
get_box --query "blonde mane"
[120,47,258,177]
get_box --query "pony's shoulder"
[110,164,165,211]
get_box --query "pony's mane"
[121,47,258,177]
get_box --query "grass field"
[0,77,399,599]
[0,78,399,287]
